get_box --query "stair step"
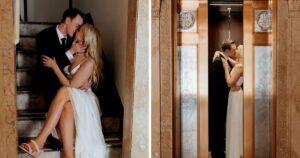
[18,110,121,138]
[17,91,45,110]
[101,116,121,133]
[18,120,44,138]
[19,150,61,158]
[19,136,122,148]
[16,87,123,132]
[17,119,121,138]
[19,148,122,158]
[18,110,46,120]
[16,69,35,88]
[19,37,35,52]
[20,23,54,37]
[19,145,122,158]
[16,51,37,69]
[18,87,35,93]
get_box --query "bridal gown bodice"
[235,75,243,87]
[63,64,108,158]
[226,64,243,158]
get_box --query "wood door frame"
[122,0,140,157]
[174,1,209,158]
[171,0,277,158]
[0,0,18,156]
[243,1,255,157]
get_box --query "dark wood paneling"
[122,0,137,157]
[208,8,243,70]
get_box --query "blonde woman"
[19,24,107,158]
[221,45,244,158]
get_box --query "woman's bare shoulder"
[81,57,95,68]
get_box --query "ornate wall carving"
[288,0,300,11]
[255,9,272,32]
[178,11,197,31]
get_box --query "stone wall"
[0,0,18,157]
[277,0,300,157]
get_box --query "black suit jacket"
[208,56,232,152]
[35,25,73,108]
[209,55,233,113]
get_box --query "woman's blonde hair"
[81,24,103,87]
[237,45,243,62]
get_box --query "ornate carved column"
[0,0,18,157]
[152,0,175,157]
[160,0,175,157]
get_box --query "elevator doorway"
[175,0,275,157]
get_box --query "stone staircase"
[17,23,123,158]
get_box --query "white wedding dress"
[61,64,108,158]
[226,64,243,158]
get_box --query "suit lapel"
[49,26,62,51]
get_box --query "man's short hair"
[61,8,84,22]
[221,40,235,52]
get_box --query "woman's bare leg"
[24,87,71,150]
[59,101,74,158]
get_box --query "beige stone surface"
[0,0,18,157]
[152,0,161,157]
[131,0,149,157]
[277,0,300,157]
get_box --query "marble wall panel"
[178,46,197,158]
[254,46,272,158]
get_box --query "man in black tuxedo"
[35,8,85,150]
[209,40,236,158]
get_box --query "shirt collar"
[56,25,67,40]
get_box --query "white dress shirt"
[56,25,73,61]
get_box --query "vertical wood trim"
[0,0,18,157]
[276,0,289,157]
[122,0,138,157]
[271,0,277,158]
[152,0,161,157]
[160,0,174,157]
[197,2,208,158]
[173,0,181,157]
[243,1,254,158]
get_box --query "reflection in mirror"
[208,1,243,158]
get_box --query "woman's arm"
[68,59,94,88]
[227,57,237,67]
[212,51,220,62]
[43,55,94,88]
[221,59,243,87]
